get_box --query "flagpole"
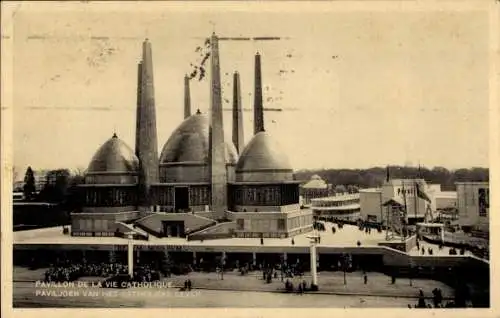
[415,166,420,222]
[402,181,408,240]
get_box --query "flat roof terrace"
[14,224,489,268]
[14,223,386,248]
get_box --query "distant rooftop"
[311,193,360,202]
[359,188,382,193]
[435,191,457,199]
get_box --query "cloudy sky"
[8,2,491,175]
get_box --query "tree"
[65,171,85,212]
[347,185,359,193]
[38,169,71,203]
[334,185,347,194]
[23,166,36,200]
[12,166,19,183]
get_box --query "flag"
[416,182,431,203]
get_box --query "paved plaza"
[13,266,453,308]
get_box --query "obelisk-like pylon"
[135,39,159,213]
[208,33,227,220]
[253,53,265,135]
[184,75,191,119]
[232,71,244,154]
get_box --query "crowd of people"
[44,262,129,283]
[408,287,466,308]
[43,261,161,283]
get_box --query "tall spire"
[232,71,244,153]
[135,38,159,211]
[135,62,143,154]
[253,52,264,134]
[184,75,191,119]
[208,32,227,220]
[386,166,390,183]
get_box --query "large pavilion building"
[71,34,312,240]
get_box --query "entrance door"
[174,187,189,212]
[171,225,178,237]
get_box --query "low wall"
[378,235,417,253]
[14,203,69,230]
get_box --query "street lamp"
[341,253,351,285]
[125,231,135,278]
[306,231,320,290]
[409,258,413,286]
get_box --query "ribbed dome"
[236,131,293,173]
[87,133,139,173]
[159,112,238,165]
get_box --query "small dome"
[236,131,294,182]
[311,174,322,180]
[159,112,238,165]
[87,133,139,173]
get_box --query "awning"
[382,197,405,207]
[416,222,444,228]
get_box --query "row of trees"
[21,166,85,209]
[296,166,489,191]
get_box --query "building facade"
[311,193,360,221]
[456,182,489,231]
[71,34,312,239]
[359,188,384,224]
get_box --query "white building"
[360,179,437,225]
[311,193,360,221]
[359,188,384,223]
[456,182,489,232]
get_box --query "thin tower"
[135,39,159,212]
[208,33,227,220]
[253,53,265,134]
[184,75,191,119]
[232,71,244,153]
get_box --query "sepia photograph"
[1,0,495,313]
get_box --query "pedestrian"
[363,273,368,284]
[291,238,295,245]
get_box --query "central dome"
[159,112,238,165]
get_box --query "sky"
[8,2,491,177]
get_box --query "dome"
[302,175,328,189]
[159,111,238,165]
[236,131,294,182]
[87,133,139,174]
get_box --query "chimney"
[184,75,191,119]
[232,71,244,153]
[253,53,264,134]
[135,39,159,212]
[208,33,227,220]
